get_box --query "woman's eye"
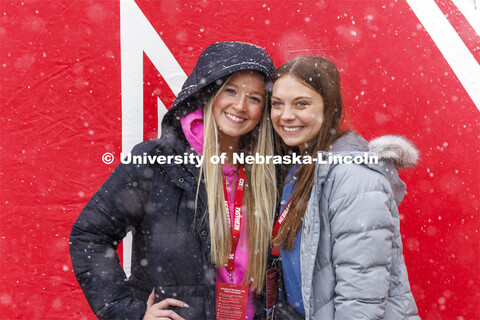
[225,88,236,95]
[297,101,309,107]
[249,96,262,103]
[272,101,283,108]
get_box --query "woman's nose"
[280,106,295,121]
[232,96,247,111]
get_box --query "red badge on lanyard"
[271,199,292,256]
[216,166,249,320]
[216,282,249,320]
[265,266,279,320]
[266,198,292,319]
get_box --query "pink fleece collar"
[180,107,204,155]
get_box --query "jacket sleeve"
[328,165,395,320]
[69,151,151,319]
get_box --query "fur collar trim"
[369,135,419,169]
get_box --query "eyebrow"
[293,96,313,101]
[226,83,265,97]
[271,96,312,100]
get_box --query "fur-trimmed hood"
[369,135,419,169]
[329,132,419,169]
[368,134,419,205]
[327,132,419,205]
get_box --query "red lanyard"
[271,199,292,256]
[222,165,246,278]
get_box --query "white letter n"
[120,0,187,276]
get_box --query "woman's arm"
[69,146,151,319]
[328,165,396,319]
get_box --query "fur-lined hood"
[369,135,419,169]
[326,132,419,205]
[369,134,419,205]
[329,131,419,169]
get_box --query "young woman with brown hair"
[270,56,420,319]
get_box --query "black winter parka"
[69,42,275,320]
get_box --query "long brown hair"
[271,56,346,250]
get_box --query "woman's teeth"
[283,126,302,132]
[226,112,245,122]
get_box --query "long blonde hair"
[198,77,276,293]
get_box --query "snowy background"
[1,0,479,319]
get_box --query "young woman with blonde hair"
[70,42,276,320]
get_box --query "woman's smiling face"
[271,75,324,153]
[212,71,266,148]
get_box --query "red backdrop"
[1,0,479,319]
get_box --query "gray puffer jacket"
[300,133,420,319]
